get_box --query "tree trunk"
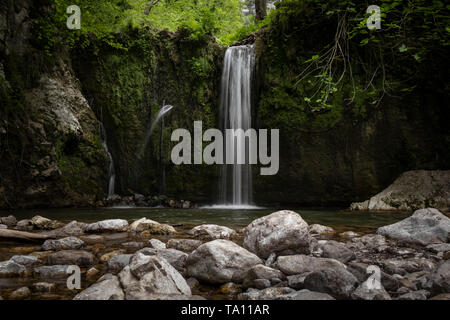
[255,0,267,22]
[0,229,53,242]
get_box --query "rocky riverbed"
[0,208,449,300]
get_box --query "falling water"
[219,45,255,206]
[138,104,174,158]
[99,122,116,198]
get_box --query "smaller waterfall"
[138,104,174,158]
[99,122,116,198]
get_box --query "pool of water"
[2,207,411,233]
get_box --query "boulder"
[129,218,175,234]
[186,239,262,284]
[351,279,391,300]
[137,248,188,274]
[10,255,42,268]
[32,282,56,293]
[381,258,436,275]
[303,267,359,299]
[188,224,236,240]
[147,239,166,249]
[42,236,84,251]
[74,274,124,300]
[398,290,430,300]
[276,255,345,276]
[61,221,88,235]
[34,265,71,278]
[426,243,450,253]
[0,224,6,229]
[47,250,95,267]
[350,170,450,212]
[243,210,313,258]
[30,215,63,230]
[243,264,285,288]
[167,239,203,253]
[86,219,129,233]
[0,215,17,227]
[107,254,133,272]
[319,240,356,263]
[376,208,450,245]
[119,254,191,299]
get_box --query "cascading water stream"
[219,45,255,206]
[99,122,116,198]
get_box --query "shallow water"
[3,207,410,233]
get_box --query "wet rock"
[147,239,166,249]
[74,274,124,300]
[238,287,295,300]
[186,277,199,290]
[34,265,71,278]
[431,260,450,293]
[377,208,450,245]
[42,236,84,251]
[137,248,188,274]
[10,255,42,269]
[351,279,391,300]
[188,224,236,240]
[319,240,356,263]
[244,210,313,259]
[0,215,17,227]
[303,267,359,299]
[339,231,359,239]
[10,287,31,300]
[86,267,100,281]
[31,215,63,230]
[0,260,27,277]
[398,290,430,300]
[287,274,309,290]
[32,282,56,293]
[121,241,145,250]
[186,239,262,284]
[430,293,450,300]
[79,235,105,244]
[276,289,335,300]
[47,250,95,267]
[119,254,191,299]
[61,221,88,235]
[218,282,242,295]
[382,258,436,275]
[100,250,126,262]
[86,219,129,233]
[167,239,202,253]
[308,224,334,236]
[276,254,345,276]
[107,254,133,272]
[243,264,285,288]
[129,218,175,234]
[16,219,33,231]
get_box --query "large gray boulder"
[276,254,346,276]
[350,170,450,211]
[186,239,262,284]
[376,208,450,245]
[118,253,191,299]
[86,219,129,233]
[243,210,314,258]
[73,274,124,300]
[303,267,359,299]
[137,248,188,274]
[318,240,356,263]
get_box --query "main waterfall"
[219,45,255,206]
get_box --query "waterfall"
[219,45,255,206]
[99,122,116,198]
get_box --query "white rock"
[86,219,129,233]
[188,224,236,240]
[73,274,124,300]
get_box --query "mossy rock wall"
[72,29,225,202]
